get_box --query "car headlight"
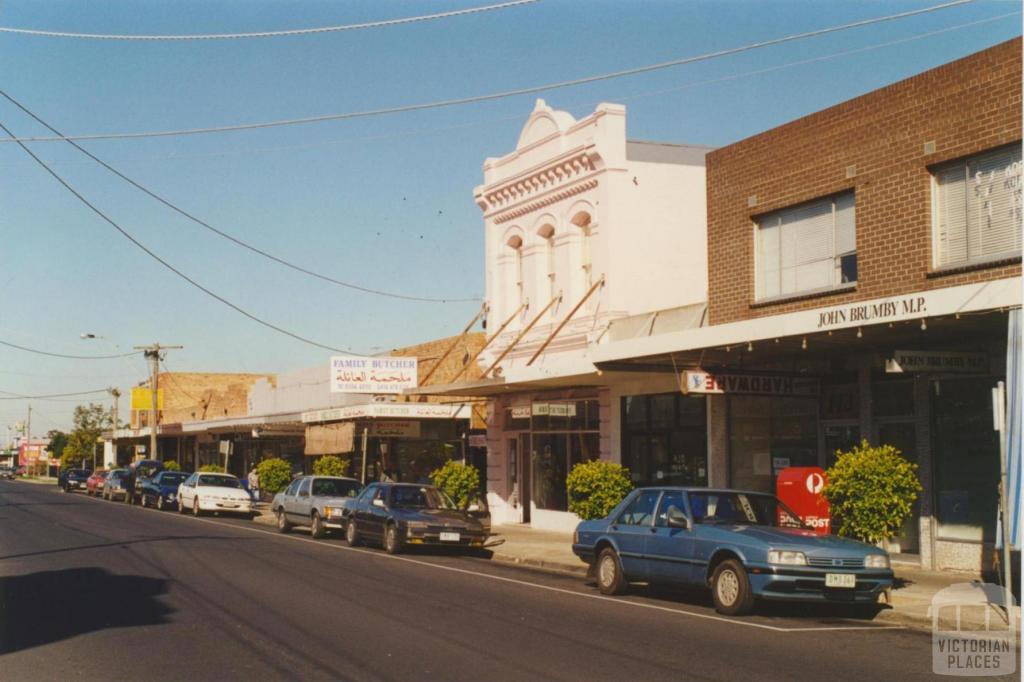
[864,554,890,569]
[767,550,807,566]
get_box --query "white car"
[177,472,254,518]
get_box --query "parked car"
[572,487,894,615]
[126,459,163,505]
[177,472,253,518]
[343,482,490,554]
[101,469,131,501]
[58,468,92,493]
[272,475,362,538]
[85,469,109,495]
[0,465,15,480]
[139,470,190,510]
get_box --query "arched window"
[571,211,593,294]
[537,224,556,309]
[506,234,524,309]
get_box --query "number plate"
[439,531,461,542]
[825,573,856,588]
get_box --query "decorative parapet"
[475,149,602,216]
[491,179,598,224]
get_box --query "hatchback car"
[344,482,489,554]
[139,470,190,510]
[177,472,253,517]
[572,487,893,615]
[101,469,131,501]
[273,475,362,538]
[58,468,92,493]
[85,470,108,495]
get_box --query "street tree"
[59,403,111,469]
[46,430,69,459]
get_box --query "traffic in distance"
[44,459,893,617]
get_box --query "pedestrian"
[247,467,260,502]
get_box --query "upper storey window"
[506,234,524,308]
[755,191,856,301]
[932,144,1022,269]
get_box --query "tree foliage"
[431,460,480,509]
[198,464,225,473]
[59,403,110,469]
[46,430,69,458]
[256,458,292,495]
[823,439,923,544]
[313,455,349,477]
[163,460,182,472]
[566,460,634,520]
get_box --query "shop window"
[873,379,914,418]
[728,396,816,493]
[755,191,856,300]
[621,393,707,488]
[932,144,1022,268]
[505,407,530,431]
[822,383,859,420]
[528,400,601,513]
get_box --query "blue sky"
[0,0,1019,433]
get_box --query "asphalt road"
[0,480,1014,681]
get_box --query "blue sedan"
[139,471,190,511]
[572,487,893,615]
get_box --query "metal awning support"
[449,301,528,384]
[417,303,487,388]
[484,293,563,378]
[527,275,605,366]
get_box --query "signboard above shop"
[885,350,989,374]
[683,370,820,397]
[330,356,418,394]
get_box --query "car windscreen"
[312,479,360,498]
[389,486,454,510]
[71,469,91,476]
[688,492,806,529]
[159,473,188,485]
[198,475,242,488]
[110,470,128,479]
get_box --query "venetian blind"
[935,145,1022,267]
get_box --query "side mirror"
[372,498,385,508]
[666,506,690,530]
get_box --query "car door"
[609,489,662,581]
[279,478,301,515]
[291,477,313,521]
[349,483,377,531]
[363,485,389,539]
[645,490,698,585]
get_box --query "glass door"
[519,433,531,523]
[876,421,919,554]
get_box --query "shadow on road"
[0,534,260,561]
[0,567,172,654]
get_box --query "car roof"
[309,476,358,481]
[633,486,775,497]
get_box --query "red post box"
[775,466,831,535]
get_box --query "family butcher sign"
[330,356,418,394]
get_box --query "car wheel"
[192,499,202,517]
[178,498,186,514]
[595,547,627,595]
[345,519,361,546]
[276,509,292,534]
[155,496,163,511]
[711,559,755,616]
[384,523,404,555]
[310,512,326,539]
[61,484,68,493]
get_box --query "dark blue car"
[572,487,894,615]
[58,468,92,493]
[139,470,190,511]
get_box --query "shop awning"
[305,422,355,455]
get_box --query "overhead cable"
[0,0,975,143]
[0,89,481,304]
[0,120,353,355]
[0,338,142,360]
[0,387,111,400]
[0,0,538,40]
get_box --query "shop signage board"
[683,370,820,397]
[130,388,164,410]
[531,402,578,417]
[302,402,467,423]
[885,350,989,374]
[330,356,418,394]
[510,405,531,420]
[370,421,421,438]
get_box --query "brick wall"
[132,373,275,427]
[707,39,1022,325]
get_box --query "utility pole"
[26,404,32,475]
[109,387,120,467]
[133,344,182,462]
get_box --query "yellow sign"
[130,388,164,410]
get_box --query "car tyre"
[193,499,202,517]
[345,519,361,546]
[711,559,755,616]
[595,547,627,595]
[276,509,292,534]
[384,523,403,555]
[155,496,164,511]
[178,498,186,514]
[310,512,326,539]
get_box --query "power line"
[0,89,481,304]
[0,0,976,144]
[0,120,355,355]
[0,338,142,360]
[0,388,111,400]
[0,0,538,40]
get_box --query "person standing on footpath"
[247,467,260,502]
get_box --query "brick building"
[596,40,1022,572]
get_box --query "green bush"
[566,460,633,520]
[256,458,293,495]
[198,464,225,473]
[823,439,923,544]
[163,460,181,472]
[313,455,349,477]
[431,460,480,509]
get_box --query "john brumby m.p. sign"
[816,295,927,329]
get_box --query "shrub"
[566,460,633,520]
[256,458,292,495]
[313,455,349,477]
[163,460,181,472]
[198,464,225,473]
[431,460,480,509]
[823,439,923,544]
